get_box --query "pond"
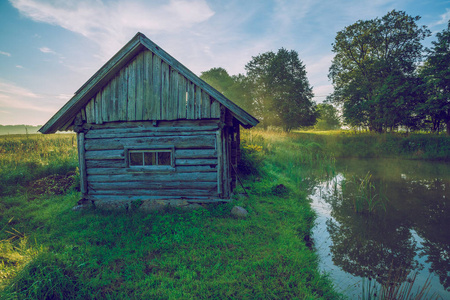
[310,159,450,299]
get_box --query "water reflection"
[311,159,450,297]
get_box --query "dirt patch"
[28,172,76,196]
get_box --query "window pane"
[158,152,171,165]
[130,152,143,166]
[144,152,157,165]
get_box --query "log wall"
[82,121,231,202]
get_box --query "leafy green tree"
[419,21,450,134]
[200,68,253,114]
[329,10,430,132]
[315,103,341,130]
[246,48,316,131]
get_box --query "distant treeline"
[0,125,41,135]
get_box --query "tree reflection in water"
[313,159,450,295]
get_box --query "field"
[0,132,339,299]
[2,130,448,299]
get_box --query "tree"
[200,68,253,114]
[419,21,450,134]
[246,48,316,131]
[315,103,341,130]
[329,10,430,132]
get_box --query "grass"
[0,133,340,299]
[292,130,450,161]
[3,129,445,299]
[0,134,78,196]
[341,171,388,214]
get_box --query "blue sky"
[0,0,449,125]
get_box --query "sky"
[0,0,449,126]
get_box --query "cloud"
[16,65,24,69]
[10,0,215,60]
[0,51,11,57]
[39,46,56,54]
[0,79,57,113]
[432,8,450,27]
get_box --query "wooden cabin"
[39,32,258,209]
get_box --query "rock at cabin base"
[231,206,248,218]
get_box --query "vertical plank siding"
[82,49,223,123]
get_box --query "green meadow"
[0,132,339,299]
[1,131,449,299]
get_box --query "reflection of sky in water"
[310,159,450,299]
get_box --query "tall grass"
[292,130,450,161]
[0,134,77,195]
[341,171,388,214]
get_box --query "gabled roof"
[39,32,258,134]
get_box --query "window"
[129,150,171,166]
[126,146,175,170]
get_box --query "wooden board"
[87,165,217,175]
[135,52,144,120]
[127,59,136,121]
[88,172,217,183]
[118,67,128,121]
[85,135,216,151]
[143,50,153,120]
[77,132,87,194]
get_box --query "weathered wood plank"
[85,129,217,139]
[88,172,217,182]
[143,50,153,120]
[118,67,128,121]
[202,90,211,118]
[222,127,230,198]
[85,99,93,124]
[175,149,216,159]
[86,160,125,168]
[85,150,124,160]
[95,92,102,124]
[135,52,144,120]
[101,85,109,123]
[178,75,187,119]
[84,119,220,130]
[110,76,118,121]
[77,132,87,194]
[176,159,217,166]
[168,69,179,120]
[88,195,226,202]
[216,130,223,196]
[211,100,220,119]
[151,55,162,120]
[88,124,219,134]
[81,107,86,121]
[87,165,217,175]
[187,81,195,119]
[85,135,216,151]
[89,188,218,197]
[161,62,170,119]
[127,59,136,121]
[195,86,202,119]
[90,181,217,190]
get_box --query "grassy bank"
[0,133,339,299]
[293,130,450,160]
